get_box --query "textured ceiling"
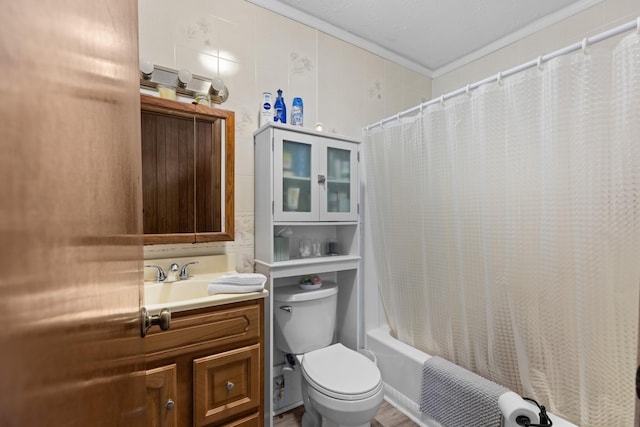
[248,0,602,76]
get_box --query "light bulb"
[139,58,154,78]
[210,77,225,93]
[177,68,192,87]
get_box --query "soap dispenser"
[274,89,286,123]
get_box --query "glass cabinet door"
[273,129,358,222]
[273,131,318,221]
[320,140,358,221]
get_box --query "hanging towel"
[419,356,509,427]
[207,273,267,294]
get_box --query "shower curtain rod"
[365,17,640,131]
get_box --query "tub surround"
[366,327,577,427]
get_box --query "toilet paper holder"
[515,397,552,427]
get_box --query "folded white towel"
[208,284,265,294]
[212,273,267,286]
[207,273,267,294]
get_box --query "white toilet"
[274,283,384,427]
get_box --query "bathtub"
[366,326,577,427]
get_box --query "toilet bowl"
[300,344,384,427]
[273,284,383,427]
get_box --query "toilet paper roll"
[498,391,539,427]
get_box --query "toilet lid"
[302,344,382,401]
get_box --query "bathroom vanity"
[143,255,267,427]
[145,299,264,427]
[253,123,362,420]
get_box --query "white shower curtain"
[364,32,640,426]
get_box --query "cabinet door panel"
[193,344,261,427]
[146,364,178,427]
[320,139,359,221]
[141,111,195,234]
[274,130,319,222]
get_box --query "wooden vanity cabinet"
[144,298,264,427]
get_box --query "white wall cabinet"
[254,123,362,422]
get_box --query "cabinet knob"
[165,399,175,410]
[226,381,234,391]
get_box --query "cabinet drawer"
[220,411,260,427]
[193,343,261,427]
[145,303,261,358]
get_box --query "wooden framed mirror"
[140,94,234,244]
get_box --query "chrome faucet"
[145,264,167,282]
[179,261,199,280]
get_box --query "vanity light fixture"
[139,63,229,104]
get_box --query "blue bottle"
[274,89,286,123]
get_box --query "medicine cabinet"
[140,94,234,244]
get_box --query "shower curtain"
[364,32,640,426]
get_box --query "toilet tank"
[273,282,338,354]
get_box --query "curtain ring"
[537,56,543,70]
[396,113,401,121]
[582,38,588,54]
[637,16,640,33]
[497,72,503,86]
[466,84,471,96]
[440,95,444,105]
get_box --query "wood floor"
[272,399,419,427]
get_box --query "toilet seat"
[301,343,382,401]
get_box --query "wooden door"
[0,1,145,426]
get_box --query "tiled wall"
[432,0,640,97]
[139,0,639,275]
[138,0,432,270]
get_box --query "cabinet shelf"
[256,254,360,268]
[282,175,310,182]
[273,221,357,226]
[255,255,360,279]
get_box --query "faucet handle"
[179,261,199,280]
[145,264,167,282]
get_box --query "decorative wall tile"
[138,0,434,263]
[290,52,314,76]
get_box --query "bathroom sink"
[144,273,267,314]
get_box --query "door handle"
[140,307,171,337]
